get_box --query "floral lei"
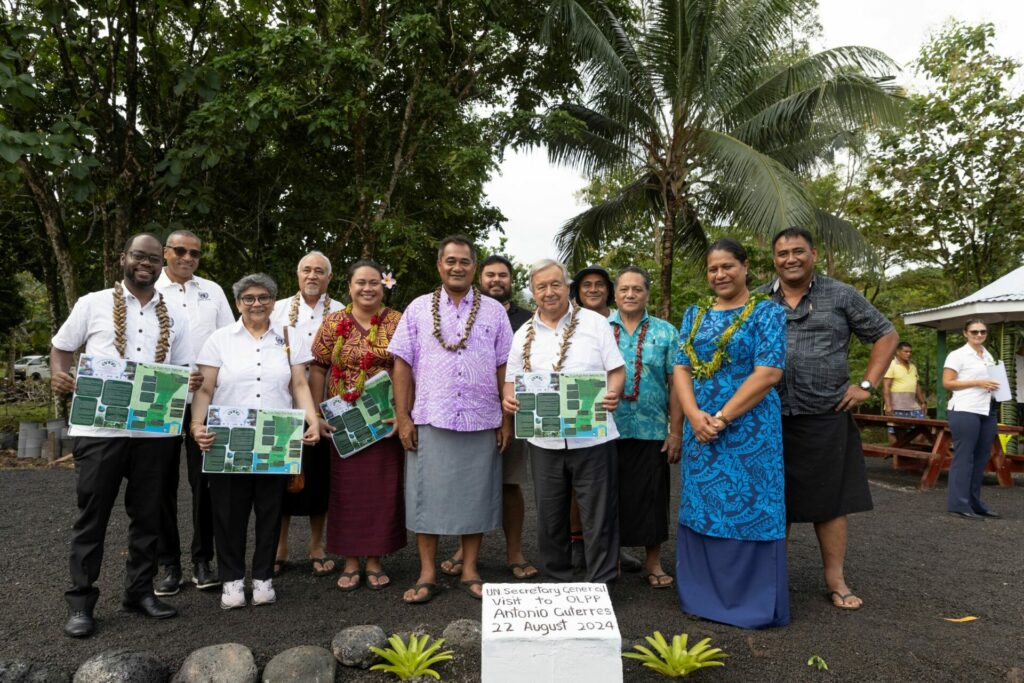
[680,292,767,380]
[330,304,382,402]
[431,286,482,352]
[613,317,649,400]
[522,303,581,372]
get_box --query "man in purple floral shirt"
[389,235,514,603]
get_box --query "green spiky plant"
[369,634,455,681]
[623,631,727,677]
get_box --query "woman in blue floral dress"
[673,238,789,628]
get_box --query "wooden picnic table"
[853,413,1023,490]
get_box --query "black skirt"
[781,412,873,523]
[281,438,330,517]
[617,438,670,546]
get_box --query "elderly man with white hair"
[503,259,626,583]
[270,251,343,576]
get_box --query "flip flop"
[459,579,484,600]
[508,562,539,580]
[403,582,439,605]
[336,570,361,592]
[827,591,862,610]
[311,557,336,576]
[365,570,391,591]
[643,572,674,589]
[440,557,463,576]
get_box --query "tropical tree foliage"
[859,20,1024,297]
[0,0,628,326]
[541,0,905,316]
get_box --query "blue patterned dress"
[674,298,790,628]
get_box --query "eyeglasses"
[126,250,163,265]
[168,246,202,259]
[239,294,274,305]
[967,329,987,336]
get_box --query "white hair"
[528,259,571,288]
[298,250,332,275]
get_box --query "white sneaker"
[220,580,246,610]
[252,579,276,606]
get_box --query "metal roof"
[903,265,1024,330]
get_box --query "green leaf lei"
[680,292,768,380]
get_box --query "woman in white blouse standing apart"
[191,273,320,609]
[942,319,1002,520]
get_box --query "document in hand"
[69,354,189,434]
[202,405,305,474]
[320,372,396,458]
[986,361,1012,402]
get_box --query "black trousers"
[208,473,287,582]
[66,436,176,611]
[530,441,620,583]
[158,405,215,568]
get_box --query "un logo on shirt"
[274,335,285,346]
[197,291,210,301]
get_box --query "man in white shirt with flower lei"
[503,259,625,583]
[270,251,343,577]
[50,233,199,638]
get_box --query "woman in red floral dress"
[309,260,405,591]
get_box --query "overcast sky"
[482,0,1024,267]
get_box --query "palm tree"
[542,0,904,317]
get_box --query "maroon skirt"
[325,435,407,557]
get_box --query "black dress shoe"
[122,595,178,619]
[64,611,95,638]
[192,561,221,590]
[977,509,1001,519]
[949,511,985,521]
[154,566,182,596]
[619,549,643,573]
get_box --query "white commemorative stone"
[481,583,622,683]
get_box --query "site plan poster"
[321,372,395,458]
[202,405,305,474]
[69,354,189,434]
[513,372,608,439]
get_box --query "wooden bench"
[854,413,1023,490]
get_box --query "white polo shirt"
[196,320,312,411]
[155,269,234,364]
[506,306,625,450]
[945,343,996,416]
[270,293,343,362]
[52,284,193,439]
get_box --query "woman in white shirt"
[942,319,1002,520]
[191,274,320,608]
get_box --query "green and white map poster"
[69,355,189,434]
[513,372,608,438]
[321,372,395,458]
[202,405,305,474]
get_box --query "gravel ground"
[0,456,1021,682]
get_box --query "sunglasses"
[168,246,202,259]
[967,330,987,336]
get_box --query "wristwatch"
[858,379,873,392]
[713,410,731,427]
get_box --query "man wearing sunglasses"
[154,230,234,597]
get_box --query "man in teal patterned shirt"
[609,267,683,588]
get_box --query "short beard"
[484,286,510,303]
[123,267,154,290]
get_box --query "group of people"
[52,224,1011,640]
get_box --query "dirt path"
[0,459,1020,681]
